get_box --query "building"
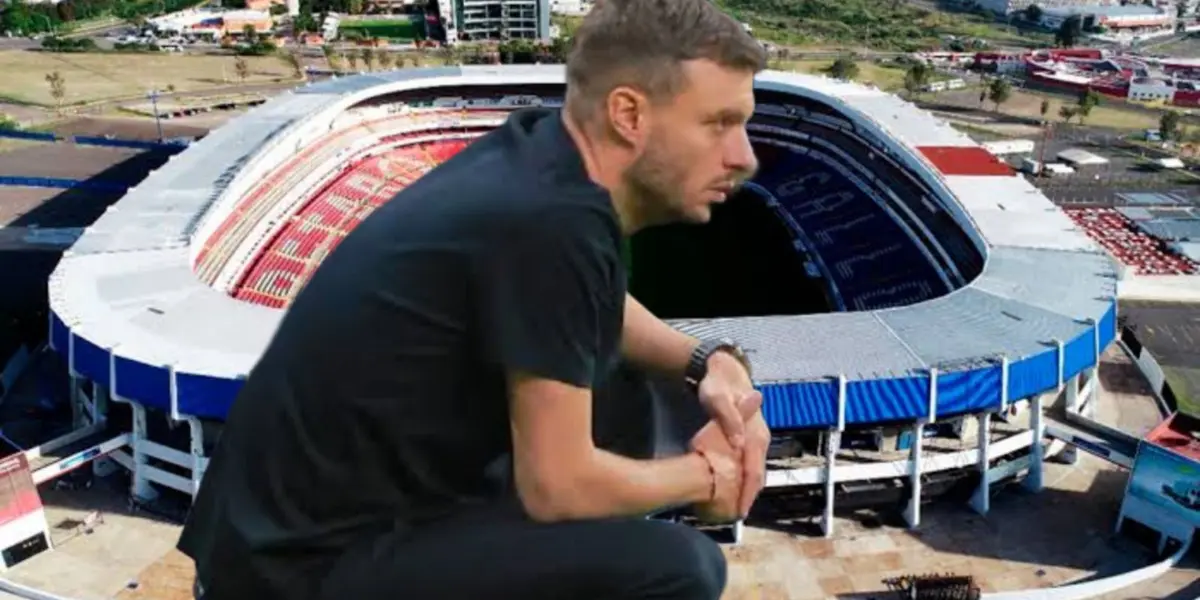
[437,0,550,42]
[1040,4,1173,32]
[975,0,1124,16]
[149,8,275,39]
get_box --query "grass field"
[779,59,911,92]
[717,0,1050,50]
[339,18,421,40]
[0,51,297,106]
[1164,367,1200,417]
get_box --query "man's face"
[625,59,758,225]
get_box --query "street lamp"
[147,89,164,143]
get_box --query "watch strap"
[684,338,751,393]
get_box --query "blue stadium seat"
[751,150,943,312]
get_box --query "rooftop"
[1043,4,1165,18]
[1147,412,1200,460]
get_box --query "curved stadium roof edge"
[46,65,1120,429]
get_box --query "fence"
[0,130,191,152]
[0,176,129,193]
[1119,326,1179,416]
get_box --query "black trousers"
[317,498,726,600]
[199,367,721,600]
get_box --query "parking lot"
[994,131,1200,208]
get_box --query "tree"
[903,63,932,99]
[242,23,257,43]
[360,48,374,71]
[1160,110,1182,141]
[282,50,304,80]
[1056,15,1082,47]
[988,78,1012,112]
[1,0,34,35]
[1059,104,1077,123]
[1024,4,1043,24]
[347,51,358,71]
[826,56,859,81]
[375,49,392,70]
[1040,98,1051,121]
[44,71,66,112]
[234,57,249,84]
[1076,89,1100,124]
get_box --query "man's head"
[564,0,767,228]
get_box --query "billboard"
[0,454,42,527]
[1127,442,1200,528]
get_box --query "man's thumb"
[737,390,762,420]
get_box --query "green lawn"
[340,18,422,40]
[716,0,1050,50]
[1164,366,1200,417]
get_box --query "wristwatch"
[684,338,752,394]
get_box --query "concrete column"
[903,421,924,529]
[822,430,841,538]
[970,412,991,515]
[1023,394,1045,494]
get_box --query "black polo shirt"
[177,108,627,599]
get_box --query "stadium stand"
[195,108,510,293]
[232,137,475,307]
[1064,208,1198,276]
[748,138,946,311]
[44,67,1117,541]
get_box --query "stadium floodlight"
[147,89,164,143]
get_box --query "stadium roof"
[48,65,1118,427]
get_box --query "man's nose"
[725,129,758,178]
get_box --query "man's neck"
[560,109,645,236]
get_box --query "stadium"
[38,64,1126,545]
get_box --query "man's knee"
[631,521,727,600]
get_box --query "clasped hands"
[689,351,767,524]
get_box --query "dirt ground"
[0,51,298,106]
[933,88,1161,131]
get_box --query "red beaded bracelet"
[695,449,717,503]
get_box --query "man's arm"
[477,209,733,521]
[621,293,697,378]
[509,372,723,522]
[623,293,755,445]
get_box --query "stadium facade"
[46,65,1118,538]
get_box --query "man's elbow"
[513,464,590,523]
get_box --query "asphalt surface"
[1120,300,1200,416]
[997,134,1200,208]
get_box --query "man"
[178,1,770,598]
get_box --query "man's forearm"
[566,449,714,520]
[621,293,698,377]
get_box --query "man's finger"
[736,390,762,420]
[738,427,767,517]
[712,396,746,449]
[738,415,768,517]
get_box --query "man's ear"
[605,85,649,150]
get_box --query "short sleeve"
[476,211,617,389]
